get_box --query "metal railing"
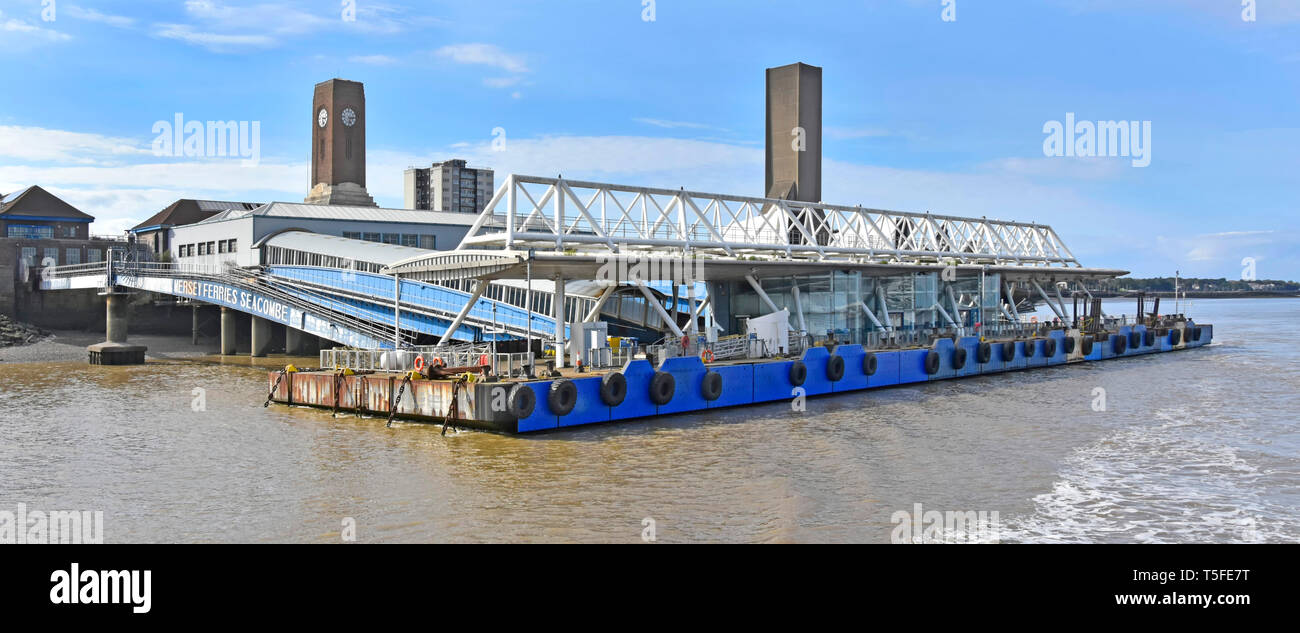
[320,346,535,376]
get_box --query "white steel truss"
[459,175,1081,267]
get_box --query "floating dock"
[268,322,1212,434]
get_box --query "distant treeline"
[1084,277,1300,293]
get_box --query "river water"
[1,298,1296,543]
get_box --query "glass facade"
[720,270,1004,344]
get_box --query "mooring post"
[87,290,147,365]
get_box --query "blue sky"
[1,0,1297,279]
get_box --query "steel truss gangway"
[458,175,1081,266]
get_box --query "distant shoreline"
[1091,291,1300,299]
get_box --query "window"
[43,248,59,266]
[419,235,436,250]
[20,247,37,267]
[6,224,54,239]
[198,243,207,256]
[400,234,418,248]
[362,232,381,243]
[207,242,216,255]
[343,232,361,240]
[226,239,236,252]
[218,241,227,254]
[88,249,102,263]
[66,249,81,265]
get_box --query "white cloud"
[435,43,529,73]
[483,76,522,88]
[634,118,726,131]
[0,9,72,43]
[0,126,150,164]
[349,54,398,65]
[65,5,135,28]
[153,23,275,50]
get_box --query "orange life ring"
[413,356,426,371]
[701,349,715,363]
[681,335,690,348]
[430,357,445,368]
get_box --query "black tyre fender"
[700,371,723,401]
[1044,337,1058,358]
[826,355,846,382]
[1081,336,1094,356]
[924,350,941,375]
[1143,331,1155,347]
[649,371,675,405]
[976,342,992,364]
[1062,335,1076,355]
[863,352,878,376]
[1129,331,1141,349]
[1170,329,1182,345]
[789,361,807,386]
[1113,334,1128,354]
[952,346,968,370]
[508,384,536,419]
[600,372,627,407]
[1192,327,1202,341]
[1025,339,1039,358]
[548,379,578,416]
[1001,341,1016,360]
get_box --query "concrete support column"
[251,316,273,358]
[105,293,129,343]
[191,304,200,345]
[220,307,237,355]
[285,326,306,356]
[554,275,566,369]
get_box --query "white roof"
[193,202,481,227]
[262,231,433,267]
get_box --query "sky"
[0,0,1297,279]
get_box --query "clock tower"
[305,78,377,206]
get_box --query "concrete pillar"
[251,316,273,357]
[105,293,129,343]
[220,307,237,355]
[554,275,566,369]
[285,326,306,356]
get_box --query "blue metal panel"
[514,381,557,433]
[984,340,1008,373]
[657,356,708,415]
[1005,341,1028,370]
[800,347,833,396]
[707,363,754,409]
[899,349,931,384]
[869,350,902,388]
[1047,330,1068,365]
[929,338,957,381]
[1100,334,1118,360]
[610,360,658,421]
[754,360,799,403]
[1200,324,1213,346]
[1159,330,1175,352]
[1084,336,1104,361]
[1027,339,1048,367]
[557,376,610,428]
[832,345,869,392]
[956,336,981,377]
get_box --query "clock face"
[341,108,357,127]
[317,108,328,128]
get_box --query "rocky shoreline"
[0,314,49,347]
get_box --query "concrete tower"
[765,63,822,203]
[305,78,377,207]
